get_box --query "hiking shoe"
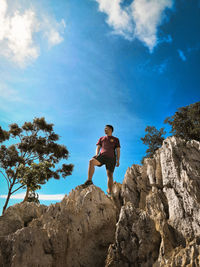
[82,180,93,187]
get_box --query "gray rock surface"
[106,137,200,267]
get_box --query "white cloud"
[131,0,173,51]
[47,29,64,46]
[42,18,66,47]
[95,0,174,51]
[0,193,65,201]
[96,0,133,39]
[0,0,66,67]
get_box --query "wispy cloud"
[153,59,169,74]
[0,84,22,102]
[177,49,186,61]
[39,16,66,48]
[95,0,174,51]
[0,0,66,67]
[0,193,65,201]
[138,58,169,74]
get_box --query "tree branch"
[11,185,24,194]
[24,152,33,162]
[0,170,7,180]
[25,155,39,163]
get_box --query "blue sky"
[0,0,199,212]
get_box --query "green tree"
[164,101,200,142]
[0,117,73,214]
[141,126,166,162]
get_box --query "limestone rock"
[0,185,117,267]
[0,202,47,236]
[106,202,161,267]
[111,181,123,216]
[0,227,53,267]
[106,137,200,266]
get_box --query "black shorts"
[93,154,116,173]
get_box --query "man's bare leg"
[107,170,113,194]
[87,158,101,181]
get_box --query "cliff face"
[0,137,200,267]
[106,136,200,267]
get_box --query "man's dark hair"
[106,125,114,132]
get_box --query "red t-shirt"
[96,136,120,158]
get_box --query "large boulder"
[0,202,47,236]
[0,185,117,267]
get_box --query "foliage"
[164,102,200,142]
[0,117,73,214]
[17,161,55,192]
[141,126,166,162]
[141,102,200,163]
[0,127,9,143]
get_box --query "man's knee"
[89,159,95,167]
[89,158,100,166]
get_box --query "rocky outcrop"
[106,137,200,266]
[0,202,47,236]
[0,186,117,267]
[0,136,200,266]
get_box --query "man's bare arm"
[96,145,101,156]
[116,147,120,167]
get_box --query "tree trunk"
[2,186,13,215]
[2,170,19,215]
[23,187,30,202]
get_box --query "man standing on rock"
[83,125,120,196]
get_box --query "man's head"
[105,125,114,135]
